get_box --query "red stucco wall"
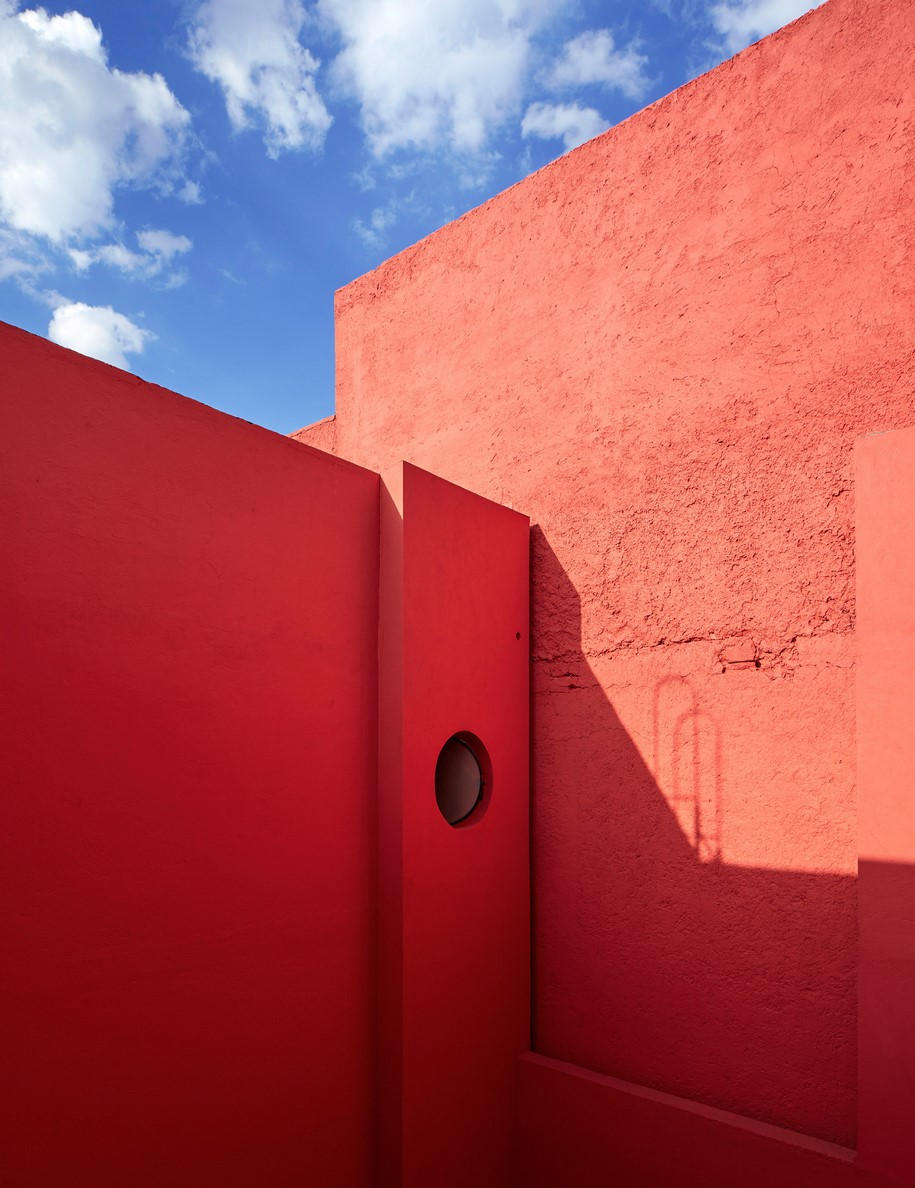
[298,0,915,1147]
[1,324,379,1187]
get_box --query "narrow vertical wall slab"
[378,463,530,1188]
[856,426,915,1186]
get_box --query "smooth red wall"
[374,464,529,1188]
[1,324,379,1187]
[297,0,915,1146]
[393,465,529,1188]
[856,427,915,1186]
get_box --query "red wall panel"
[1,324,379,1187]
[856,427,915,1186]
[297,0,915,1148]
[377,464,530,1188]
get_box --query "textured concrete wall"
[297,0,915,1147]
[1,324,379,1187]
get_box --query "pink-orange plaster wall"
[296,0,915,1147]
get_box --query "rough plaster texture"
[295,0,915,1146]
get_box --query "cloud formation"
[545,29,649,100]
[710,0,823,52]
[68,228,192,281]
[47,301,153,369]
[353,204,397,250]
[189,0,331,156]
[321,0,565,157]
[521,100,607,151]
[0,1,190,243]
[184,0,652,180]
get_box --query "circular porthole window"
[434,733,490,827]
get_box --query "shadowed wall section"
[1,324,379,1187]
[296,0,915,1150]
[517,1053,856,1188]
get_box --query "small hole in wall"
[434,733,490,827]
[516,631,522,640]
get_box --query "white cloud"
[521,100,607,151]
[0,2,191,243]
[95,243,147,272]
[66,248,92,272]
[67,228,192,279]
[0,224,49,281]
[321,0,567,157]
[545,29,649,100]
[136,228,193,261]
[189,0,331,156]
[47,301,153,369]
[353,203,396,250]
[178,179,204,205]
[710,0,824,53]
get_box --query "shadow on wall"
[529,528,857,1148]
[652,674,723,863]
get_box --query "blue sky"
[0,0,820,434]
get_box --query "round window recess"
[434,733,490,827]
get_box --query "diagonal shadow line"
[529,525,857,1148]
